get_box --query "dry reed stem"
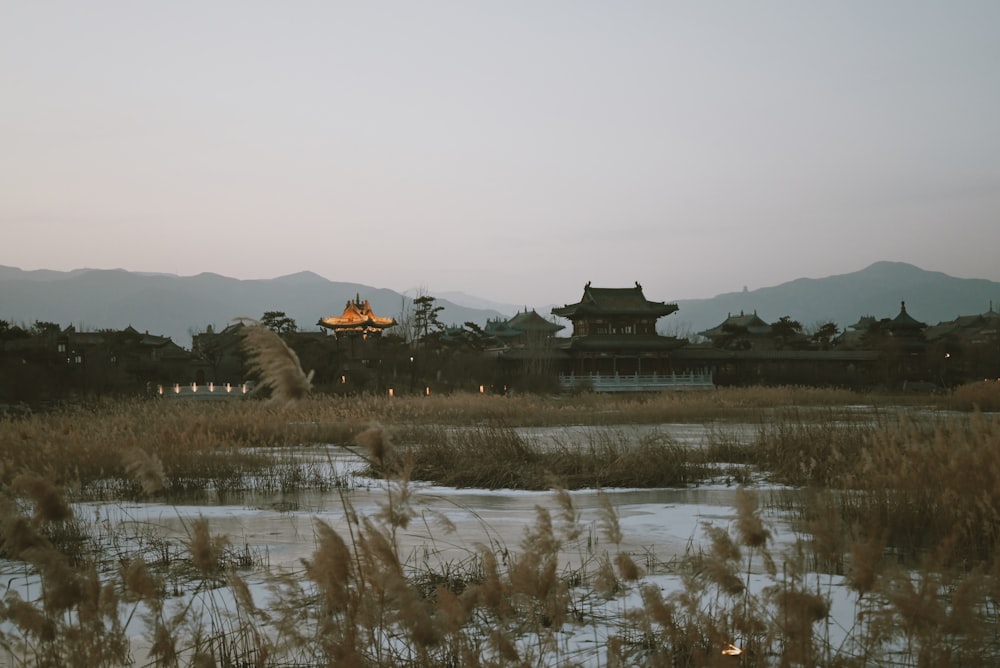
[187,517,228,576]
[597,490,623,546]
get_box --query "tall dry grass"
[749,408,1000,566]
[4,416,1000,664]
[0,386,875,500]
[939,379,1000,412]
[5,384,1000,664]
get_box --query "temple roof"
[318,295,396,334]
[924,302,1000,342]
[483,317,523,339]
[698,311,771,338]
[890,301,925,330]
[849,315,877,331]
[505,309,565,334]
[551,282,678,319]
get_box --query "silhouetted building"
[552,282,687,381]
[699,310,773,350]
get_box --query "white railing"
[558,371,714,393]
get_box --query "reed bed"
[4,445,1000,666]
[938,379,1000,412]
[4,370,1000,665]
[0,384,912,499]
[401,423,713,489]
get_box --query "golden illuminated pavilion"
[317,295,396,338]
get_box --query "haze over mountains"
[2,262,999,348]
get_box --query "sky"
[2,1,999,307]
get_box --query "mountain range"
[668,261,1000,339]
[2,261,999,348]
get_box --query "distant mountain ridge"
[0,267,510,348]
[668,261,1000,339]
[2,262,999,347]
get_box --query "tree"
[0,320,30,352]
[30,321,62,337]
[770,316,804,350]
[395,295,416,344]
[810,322,840,350]
[412,295,444,345]
[260,311,298,334]
[715,323,750,350]
[459,321,493,352]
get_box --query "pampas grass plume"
[355,423,392,468]
[239,320,314,404]
[307,519,353,608]
[12,472,72,524]
[615,552,641,582]
[123,447,165,495]
[188,517,228,576]
[734,487,770,549]
[123,558,160,602]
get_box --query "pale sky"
[3,1,999,306]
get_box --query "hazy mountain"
[3,261,999,348]
[433,290,520,314]
[433,290,562,321]
[0,267,508,348]
[665,261,1000,339]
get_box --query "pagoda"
[318,295,396,339]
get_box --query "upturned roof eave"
[551,303,678,318]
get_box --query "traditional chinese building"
[317,295,397,390]
[698,310,772,349]
[489,309,568,381]
[317,295,396,338]
[551,282,699,390]
[496,309,565,345]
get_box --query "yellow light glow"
[722,643,743,656]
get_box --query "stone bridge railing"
[558,371,714,393]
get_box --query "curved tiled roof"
[551,282,678,319]
[318,295,396,333]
